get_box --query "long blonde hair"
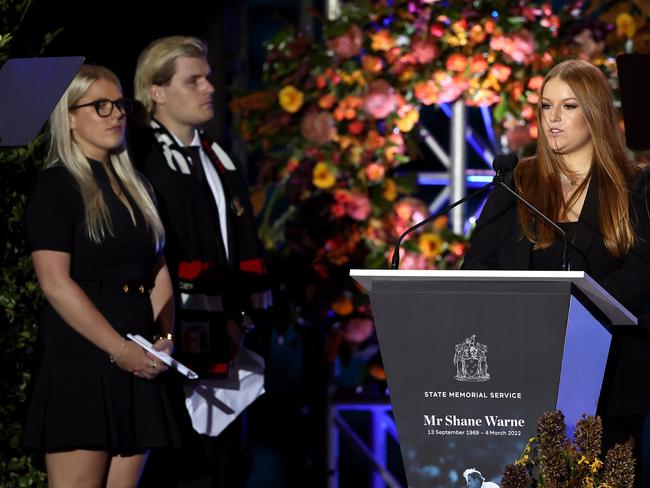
[47,64,165,248]
[515,59,635,258]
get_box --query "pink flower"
[391,198,428,237]
[301,111,336,145]
[490,30,536,64]
[527,76,544,91]
[342,318,375,344]
[400,252,427,270]
[327,24,363,59]
[507,30,535,64]
[363,80,396,119]
[412,38,439,64]
[436,74,468,104]
[346,192,372,221]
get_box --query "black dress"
[22,160,180,452]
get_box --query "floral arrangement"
[501,412,635,488]
[231,0,650,386]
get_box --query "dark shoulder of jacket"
[37,163,77,189]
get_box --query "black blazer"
[462,169,650,416]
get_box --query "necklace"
[561,173,586,187]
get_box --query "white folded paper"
[127,333,198,380]
[184,347,265,436]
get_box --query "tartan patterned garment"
[138,120,272,377]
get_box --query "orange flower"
[318,92,336,109]
[312,162,336,189]
[490,64,512,83]
[469,54,488,74]
[369,364,386,381]
[449,241,466,257]
[278,85,304,113]
[433,215,449,230]
[510,81,525,101]
[527,76,544,91]
[484,20,496,34]
[365,163,386,182]
[332,295,354,316]
[470,24,486,44]
[446,53,469,72]
[414,80,439,105]
[364,130,386,151]
[399,67,416,82]
[371,30,396,51]
[362,55,383,73]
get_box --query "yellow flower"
[617,13,636,39]
[278,85,304,113]
[313,161,336,189]
[590,458,603,473]
[398,67,415,82]
[418,233,443,258]
[383,178,397,202]
[396,108,419,133]
[349,146,363,166]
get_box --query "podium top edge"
[349,269,637,326]
[349,269,586,279]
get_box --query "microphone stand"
[390,175,502,270]
[390,172,570,271]
[494,181,569,271]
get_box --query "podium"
[350,270,637,488]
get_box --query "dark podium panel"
[351,270,636,488]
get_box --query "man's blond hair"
[134,36,208,117]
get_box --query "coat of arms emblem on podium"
[454,334,490,382]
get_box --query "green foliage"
[1,0,59,484]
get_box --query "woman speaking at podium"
[462,59,650,486]
[21,65,180,487]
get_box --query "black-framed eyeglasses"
[69,98,134,118]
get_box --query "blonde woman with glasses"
[21,65,180,487]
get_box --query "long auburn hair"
[514,59,635,258]
[47,64,165,248]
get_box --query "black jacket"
[462,169,650,416]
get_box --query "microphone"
[390,154,517,270]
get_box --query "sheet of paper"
[127,333,199,380]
